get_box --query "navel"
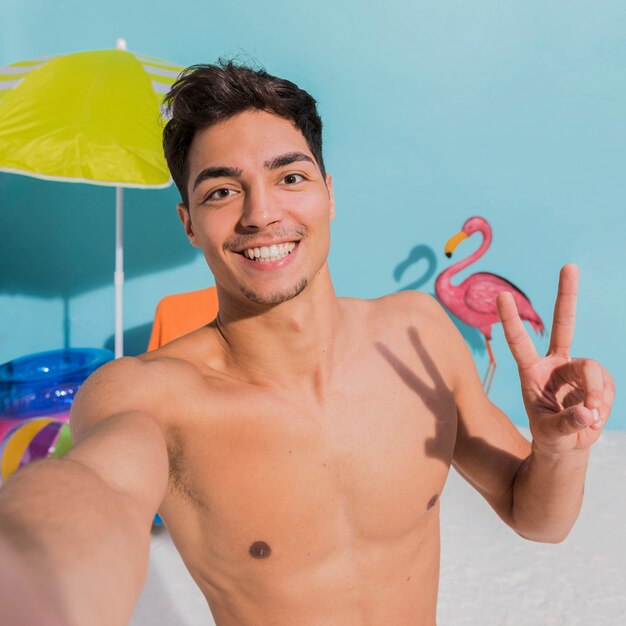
[249,541,271,559]
[427,494,439,510]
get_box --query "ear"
[177,203,201,248]
[325,174,336,220]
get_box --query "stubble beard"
[223,224,317,306]
[238,277,309,305]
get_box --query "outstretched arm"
[0,359,169,626]
[449,265,615,542]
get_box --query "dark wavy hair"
[162,60,326,206]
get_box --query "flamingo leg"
[482,338,497,395]
[485,362,496,395]
[481,366,492,390]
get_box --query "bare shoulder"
[341,290,444,329]
[362,290,460,344]
[351,291,469,390]
[370,290,450,324]
[70,350,203,442]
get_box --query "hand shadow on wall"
[393,244,485,355]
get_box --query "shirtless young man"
[0,62,616,626]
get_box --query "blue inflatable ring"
[0,348,114,417]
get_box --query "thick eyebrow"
[264,152,314,170]
[192,152,314,193]
[192,166,243,192]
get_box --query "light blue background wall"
[1,1,624,428]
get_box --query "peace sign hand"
[496,264,615,453]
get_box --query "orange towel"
[147,287,219,351]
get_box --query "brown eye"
[208,188,236,201]
[282,174,304,185]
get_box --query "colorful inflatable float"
[0,348,114,485]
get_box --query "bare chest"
[161,360,457,567]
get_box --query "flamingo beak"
[444,231,468,258]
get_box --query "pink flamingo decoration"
[435,216,545,394]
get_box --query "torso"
[142,294,458,625]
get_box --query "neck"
[212,264,343,396]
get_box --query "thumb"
[553,405,598,436]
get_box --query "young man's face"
[178,110,335,307]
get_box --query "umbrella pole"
[115,187,124,358]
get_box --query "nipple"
[249,541,271,559]
[427,494,439,510]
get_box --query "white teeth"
[241,241,297,262]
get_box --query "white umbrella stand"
[115,186,124,359]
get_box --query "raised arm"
[448,265,615,543]
[0,357,169,626]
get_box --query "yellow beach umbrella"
[0,39,182,357]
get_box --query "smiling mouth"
[240,242,297,262]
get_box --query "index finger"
[548,264,579,357]
[496,291,539,370]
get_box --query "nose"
[239,183,282,230]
